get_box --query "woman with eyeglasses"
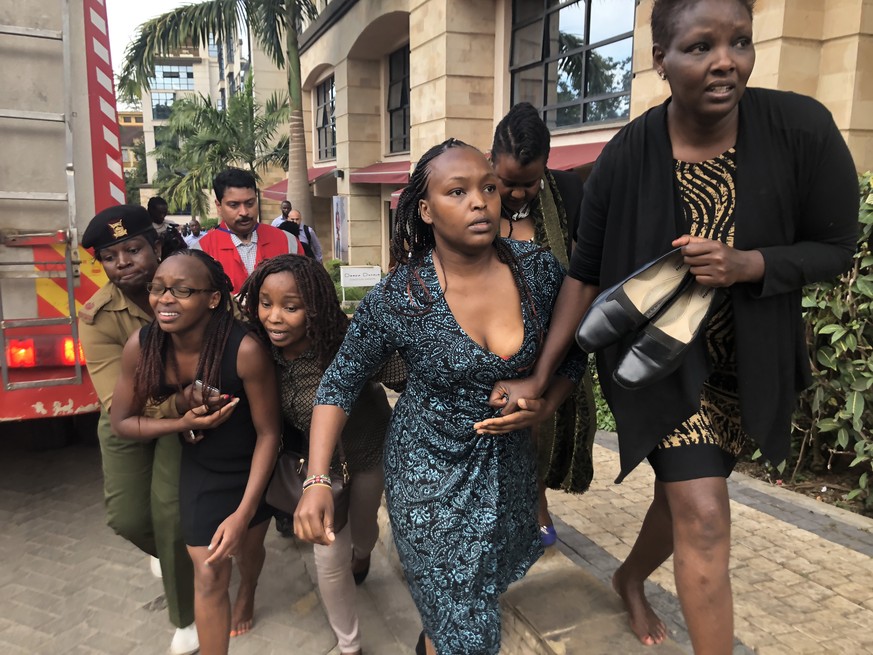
[110,249,281,655]
[80,205,200,655]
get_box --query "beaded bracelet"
[302,481,332,493]
[303,474,332,488]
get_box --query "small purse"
[265,424,351,533]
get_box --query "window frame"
[315,75,337,161]
[509,0,635,129]
[387,45,410,154]
[150,64,195,91]
[151,92,175,120]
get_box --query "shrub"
[791,173,873,509]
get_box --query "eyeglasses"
[146,282,214,299]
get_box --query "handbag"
[265,424,351,533]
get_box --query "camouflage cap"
[82,204,155,251]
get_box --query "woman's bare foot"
[229,582,256,637]
[612,566,667,645]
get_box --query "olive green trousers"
[97,410,194,628]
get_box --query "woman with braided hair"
[294,139,587,655]
[111,249,280,655]
[490,102,596,546]
[239,255,405,655]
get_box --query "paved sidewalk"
[2,431,871,654]
[0,441,419,655]
[545,432,873,654]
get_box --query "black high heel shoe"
[575,248,691,353]
[613,281,718,389]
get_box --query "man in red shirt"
[193,168,303,291]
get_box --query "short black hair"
[491,102,551,167]
[652,0,755,48]
[147,196,167,211]
[213,168,257,202]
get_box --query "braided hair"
[134,249,236,408]
[386,139,547,355]
[238,254,349,370]
[652,0,755,47]
[491,102,551,167]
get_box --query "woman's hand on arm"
[111,333,240,440]
[475,375,575,435]
[673,235,765,287]
[294,404,349,546]
[489,277,599,414]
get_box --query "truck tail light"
[7,339,37,368]
[5,336,86,368]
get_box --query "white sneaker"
[150,556,162,579]
[170,624,199,655]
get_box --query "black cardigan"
[568,88,859,481]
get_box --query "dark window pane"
[388,82,402,109]
[512,0,541,24]
[512,67,544,107]
[589,0,635,44]
[511,20,542,67]
[584,96,630,123]
[544,105,581,130]
[585,37,632,97]
[547,56,583,106]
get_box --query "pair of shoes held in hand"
[576,247,717,389]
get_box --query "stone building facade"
[294,0,871,269]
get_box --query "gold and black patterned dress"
[647,148,750,481]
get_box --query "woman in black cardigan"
[484,0,859,652]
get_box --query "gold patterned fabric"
[653,149,749,475]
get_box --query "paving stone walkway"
[2,430,871,654]
[546,432,873,655]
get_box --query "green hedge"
[789,173,873,508]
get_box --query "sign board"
[340,266,382,287]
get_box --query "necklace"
[503,203,531,222]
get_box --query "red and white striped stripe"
[83,0,126,210]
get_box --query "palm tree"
[119,0,318,220]
[152,75,290,219]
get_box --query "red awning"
[546,142,608,171]
[389,187,405,209]
[349,160,410,185]
[261,166,337,201]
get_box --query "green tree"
[152,75,290,219]
[124,140,148,205]
[118,0,317,220]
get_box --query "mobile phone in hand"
[193,379,222,402]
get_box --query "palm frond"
[118,0,248,98]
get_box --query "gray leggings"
[313,464,385,652]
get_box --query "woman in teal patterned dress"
[294,139,586,654]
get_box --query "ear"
[652,44,665,72]
[153,240,163,261]
[419,199,434,225]
[214,197,222,214]
[208,290,221,309]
